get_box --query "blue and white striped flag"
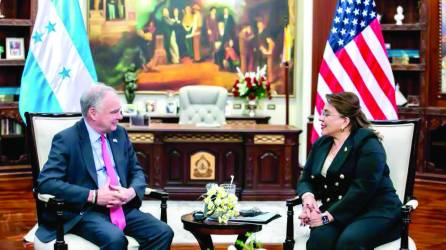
[19,0,97,120]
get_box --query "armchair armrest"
[284,196,301,250]
[37,193,55,203]
[286,195,302,207]
[404,199,418,211]
[144,188,168,223]
[37,193,67,250]
[400,198,418,250]
[144,188,168,200]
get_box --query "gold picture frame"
[87,0,296,96]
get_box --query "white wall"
[79,0,87,27]
[79,0,314,165]
[295,0,313,166]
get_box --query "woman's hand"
[298,209,310,226]
[299,193,320,226]
[309,211,334,228]
[308,210,323,228]
[302,193,320,214]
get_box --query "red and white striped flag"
[311,0,398,143]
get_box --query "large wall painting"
[88,0,296,95]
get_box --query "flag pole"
[283,61,290,125]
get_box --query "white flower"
[237,65,267,80]
[203,185,239,224]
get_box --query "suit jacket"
[35,119,147,242]
[297,128,402,226]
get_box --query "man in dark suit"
[36,85,173,250]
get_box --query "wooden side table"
[181,213,262,250]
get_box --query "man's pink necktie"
[100,134,126,230]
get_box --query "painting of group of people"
[91,0,127,20]
[88,0,295,94]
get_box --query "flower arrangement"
[232,65,272,101]
[203,184,239,224]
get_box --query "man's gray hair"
[80,84,118,117]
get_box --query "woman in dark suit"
[298,92,402,250]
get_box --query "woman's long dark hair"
[326,92,371,133]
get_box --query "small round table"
[181,213,263,250]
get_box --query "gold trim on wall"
[254,134,285,145]
[128,133,155,144]
[164,134,242,143]
[190,151,216,180]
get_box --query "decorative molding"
[284,156,291,183]
[163,134,242,143]
[128,133,155,143]
[428,118,446,130]
[0,104,23,124]
[246,154,253,187]
[254,135,285,145]
[0,19,33,26]
[154,154,162,187]
[226,120,256,126]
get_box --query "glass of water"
[220,183,236,195]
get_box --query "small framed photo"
[145,100,157,113]
[5,38,25,60]
[122,103,137,116]
[233,103,242,110]
[165,101,177,114]
[267,104,276,110]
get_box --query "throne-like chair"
[178,85,227,125]
[25,112,168,250]
[284,119,420,250]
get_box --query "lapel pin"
[113,138,118,143]
[344,147,347,152]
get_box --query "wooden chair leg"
[283,201,295,250]
[400,205,411,250]
[160,195,168,223]
[51,198,67,250]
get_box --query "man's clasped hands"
[95,179,136,208]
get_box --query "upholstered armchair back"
[370,120,418,203]
[28,114,82,172]
[179,85,227,125]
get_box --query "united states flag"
[311,0,398,143]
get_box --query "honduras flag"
[19,0,97,121]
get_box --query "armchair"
[25,112,168,250]
[178,85,227,125]
[284,119,420,250]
